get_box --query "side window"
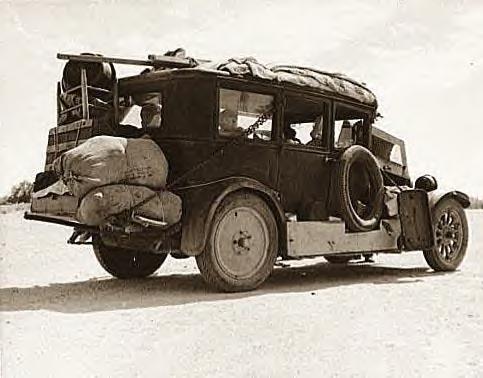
[121,92,162,129]
[218,88,274,140]
[334,104,369,148]
[284,94,327,147]
[372,129,406,170]
[390,144,403,165]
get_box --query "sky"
[1,0,483,197]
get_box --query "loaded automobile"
[25,51,470,292]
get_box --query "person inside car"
[219,108,243,137]
[116,102,162,138]
[337,120,354,148]
[140,103,162,129]
[352,120,364,145]
[283,123,301,144]
[307,115,324,147]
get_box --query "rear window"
[121,92,162,130]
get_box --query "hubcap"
[435,208,463,262]
[214,206,269,279]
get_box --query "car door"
[277,92,332,220]
[211,80,281,189]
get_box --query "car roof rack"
[57,53,207,69]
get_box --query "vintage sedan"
[25,52,470,292]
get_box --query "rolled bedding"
[77,184,182,226]
[53,135,168,198]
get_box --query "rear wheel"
[423,198,468,271]
[196,192,278,292]
[92,236,167,279]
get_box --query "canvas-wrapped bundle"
[37,135,181,228]
[53,135,169,197]
[31,180,79,217]
[77,185,182,226]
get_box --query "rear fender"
[179,177,286,256]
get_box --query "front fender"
[178,177,286,256]
[427,189,471,210]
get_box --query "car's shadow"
[0,262,447,313]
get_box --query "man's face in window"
[141,104,161,129]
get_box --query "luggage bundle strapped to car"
[32,135,182,229]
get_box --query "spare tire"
[335,145,384,232]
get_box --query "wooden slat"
[49,120,93,135]
[372,126,404,146]
[87,86,111,94]
[59,104,82,115]
[63,84,82,94]
[46,139,89,154]
[81,68,89,120]
[56,82,61,125]
[48,127,93,146]
[58,53,153,66]
[64,85,112,95]
[57,52,206,69]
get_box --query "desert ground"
[1,208,482,378]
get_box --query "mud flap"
[398,189,434,250]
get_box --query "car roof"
[120,57,377,108]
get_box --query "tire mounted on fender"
[335,145,384,232]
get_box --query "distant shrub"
[468,197,483,209]
[6,180,33,204]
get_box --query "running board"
[287,219,401,257]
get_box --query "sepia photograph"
[1,1,482,377]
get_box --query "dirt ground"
[1,209,482,378]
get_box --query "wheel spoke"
[445,245,451,259]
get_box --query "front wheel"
[423,198,468,271]
[92,236,167,279]
[196,191,278,292]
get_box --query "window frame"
[215,79,281,144]
[332,101,374,151]
[120,91,164,130]
[281,90,331,152]
[118,81,167,135]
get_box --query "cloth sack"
[77,184,182,226]
[54,136,168,197]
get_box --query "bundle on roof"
[201,57,377,106]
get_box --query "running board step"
[287,219,401,257]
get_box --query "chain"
[166,107,273,189]
[243,110,272,137]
